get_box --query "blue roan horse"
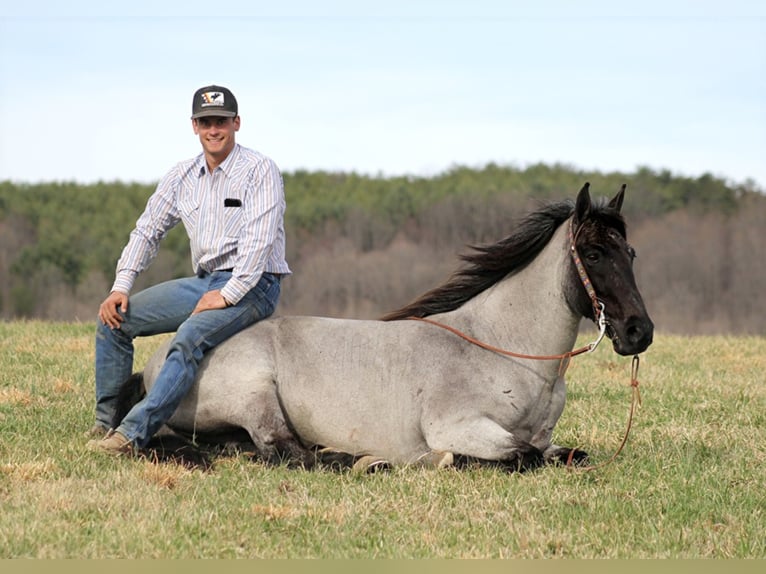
[115,183,653,471]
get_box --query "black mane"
[380,197,624,321]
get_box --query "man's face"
[192,115,240,161]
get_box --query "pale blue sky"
[1,0,764,187]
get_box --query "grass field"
[0,321,764,558]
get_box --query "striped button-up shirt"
[112,144,291,305]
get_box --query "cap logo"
[191,86,237,118]
[200,91,224,107]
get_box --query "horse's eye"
[584,250,600,264]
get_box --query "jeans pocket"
[246,274,280,321]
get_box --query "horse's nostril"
[625,318,654,348]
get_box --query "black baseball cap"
[191,85,238,119]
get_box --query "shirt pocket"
[222,200,245,238]
[179,198,200,233]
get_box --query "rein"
[410,315,602,377]
[408,216,641,470]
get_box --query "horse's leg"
[235,385,316,469]
[529,376,589,466]
[351,455,392,474]
[425,417,544,472]
[313,447,358,471]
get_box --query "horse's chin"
[611,339,641,356]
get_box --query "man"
[87,84,290,455]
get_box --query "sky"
[1,0,764,188]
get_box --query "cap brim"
[191,110,237,119]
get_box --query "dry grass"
[0,321,764,558]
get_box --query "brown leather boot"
[87,430,134,456]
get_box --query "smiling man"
[87,84,291,456]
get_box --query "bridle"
[409,215,641,470]
[568,216,608,349]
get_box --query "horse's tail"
[112,372,145,430]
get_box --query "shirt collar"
[196,143,240,177]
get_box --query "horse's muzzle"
[610,315,654,356]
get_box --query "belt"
[197,268,233,277]
[198,268,282,280]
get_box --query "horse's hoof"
[565,448,589,466]
[416,450,454,468]
[352,455,390,474]
[544,446,589,466]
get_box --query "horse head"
[569,183,654,356]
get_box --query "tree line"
[0,163,763,334]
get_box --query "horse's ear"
[609,184,626,213]
[574,182,591,225]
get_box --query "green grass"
[0,321,764,558]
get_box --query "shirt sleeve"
[219,157,285,304]
[111,170,182,295]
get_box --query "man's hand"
[192,289,229,314]
[98,291,129,329]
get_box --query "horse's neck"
[446,222,580,356]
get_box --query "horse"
[114,182,653,471]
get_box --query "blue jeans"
[94,271,280,447]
